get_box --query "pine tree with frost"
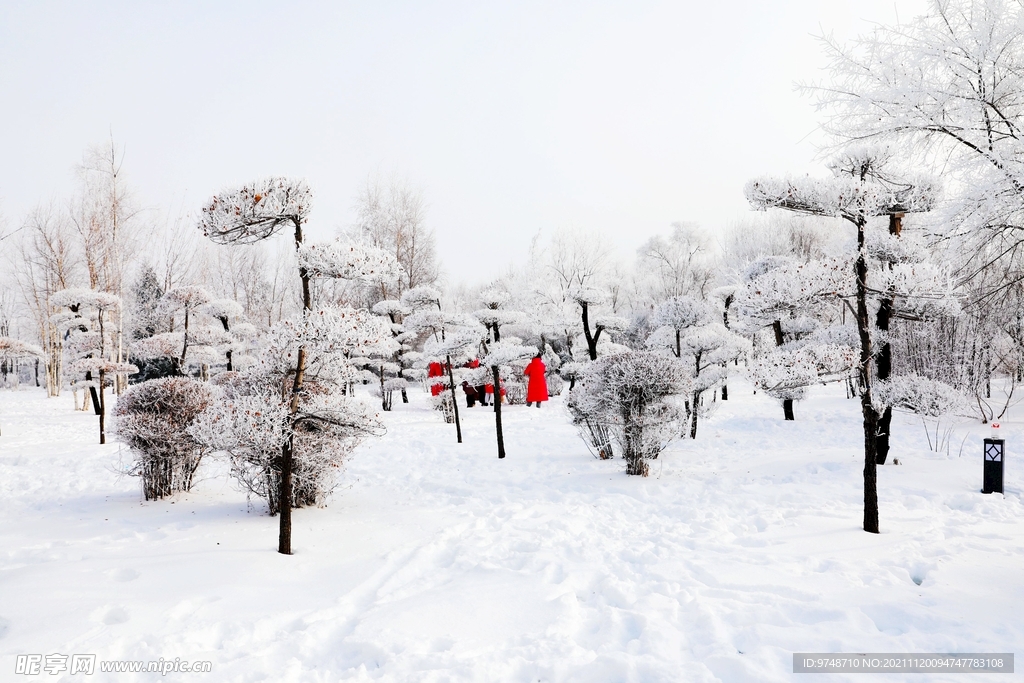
[745,148,936,534]
[737,255,853,420]
[191,308,390,514]
[196,177,400,554]
[52,288,138,444]
[474,289,534,458]
[160,286,212,376]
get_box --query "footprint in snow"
[109,568,139,582]
[102,607,130,625]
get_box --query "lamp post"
[983,423,1004,495]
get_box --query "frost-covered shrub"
[115,377,215,500]
[504,381,526,405]
[430,390,456,423]
[546,372,565,397]
[567,351,690,476]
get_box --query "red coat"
[523,358,549,403]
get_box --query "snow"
[1,381,1022,682]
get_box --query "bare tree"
[70,139,147,393]
[352,176,440,302]
[10,205,81,396]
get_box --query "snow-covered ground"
[1,382,1021,682]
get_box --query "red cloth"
[523,357,549,403]
[428,362,444,395]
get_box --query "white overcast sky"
[0,1,925,283]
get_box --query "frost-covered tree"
[679,324,749,439]
[635,222,715,303]
[737,256,851,420]
[474,289,534,459]
[371,298,413,406]
[816,0,1024,288]
[567,351,690,476]
[191,309,390,514]
[570,286,629,361]
[0,338,45,434]
[160,286,212,376]
[404,286,481,442]
[197,177,398,554]
[200,298,251,373]
[647,295,747,437]
[52,288,138,444]
[875,373,971,454]
[745,150,936,533]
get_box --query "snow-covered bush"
[115,377,216,500]
[567,351,690,476]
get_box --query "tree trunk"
[772,320,793,420]
[446,355,462,443]
[493,365,505,458]
[874,212,902,465]
[98,369,106,444]
[581,302,600,360]
[279,218,312,556]
[855,217,880,534]
[721,294,732,400]
[875,296,893,464]
[689,390,700,438]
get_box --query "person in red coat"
[523,354,549,408]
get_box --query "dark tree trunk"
[689,390,700,438]
[772,320,793,420]
[493,365,505,458]
[875,297,893,464]
[86,371,102,415]
[854,216,880,534]
[874,212,902,465]
[581,302,602,360]
[446,355,462,443]
[98,369,106,444]
[219,316,233,371]
[401,388,409,404]
[178,307,190,376]
[279,218,312,556]
[722,294,733,400]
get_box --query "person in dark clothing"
[461,381,479,408]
